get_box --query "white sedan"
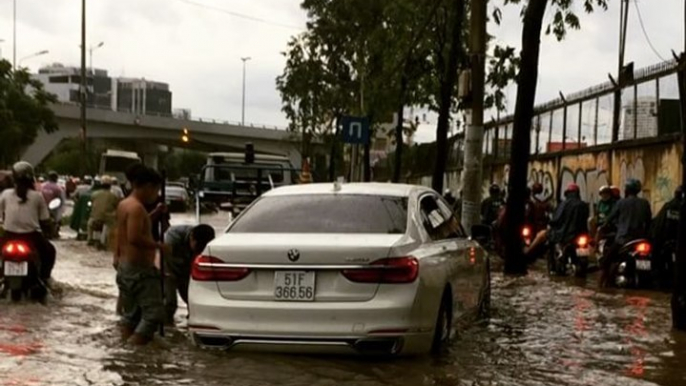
[188,183,491,356]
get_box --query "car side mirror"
[471,224,492,244]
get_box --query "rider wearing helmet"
[530,182,553,234]
[481,184,504,226]
[596,185,617,228]
[443,189,456,207]
[599,179,652,287]
[525,183,589,258]
[548,183,590,245]
[0,161,57,284]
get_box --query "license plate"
[274,271,315,301]
[3,261,28,277]
[636,260,651,271]
[576,248,590,257]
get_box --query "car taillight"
[342,257,419,284]
[521,226,532,238]
[191,255,250,282]
[2,241,31,261]
[576,235,589,248]
[634,242,652,256]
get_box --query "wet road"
[1,213,686,386]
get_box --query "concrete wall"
[409,137,683,214]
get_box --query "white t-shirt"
[0,188,50,233]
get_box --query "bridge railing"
[55,102,287,131]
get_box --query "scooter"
[610,239,655,288]
[0,239,47,302]
[548,234,592,277]
[46,198,63,240]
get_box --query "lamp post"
[241,56,251,126]
[0,39,5,60]
[13,0,16,69]
[89,41,104,74]
[18,49,48,66]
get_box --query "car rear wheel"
[431,289,453,354]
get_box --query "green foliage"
[276,0,462,142]
[40,139,101,176]
[161,150,207,181]
[0,59,58,167]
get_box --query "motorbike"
[548,233,592,277]
[46,198,63,240]
[609,239,655,288]
[0,239,47,302]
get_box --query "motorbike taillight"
[576,235,590,248]
[2,241,31,261]
[634,242,652,256]
[522,226,532,238]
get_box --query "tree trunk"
[671,53,686,330]
[432,0,465,193]
[503,0,548,275]
[461,0,487,233]
[394,76,408,183]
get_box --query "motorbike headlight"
[618,262,627,273]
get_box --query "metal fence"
[480,59,684,161]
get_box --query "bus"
[99,149,141,183]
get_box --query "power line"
[177,0,303,31]
[633,0,667,62]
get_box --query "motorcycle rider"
[525,184,589,261]
[599,179,652,287]
[650,186,683,281]
[0,161,57,286]
[530,183,553,234]
[481,184,504,226]
[443,189,456,207]
[592,185,618,243]
[41,171,66,233]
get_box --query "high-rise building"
[34,63,172,116]
[114,78,172,116]
[34,63,112,109]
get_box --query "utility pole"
[80,0,87,169]
[13,0,16,69]
[612,0,630,142]
[671,2,686,331]
[241,57,251,126]
[461,0,487,233]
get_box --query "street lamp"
[13,0,16,69]
[18,49,48,66]
[241,56,251,126]
[89,41,104,74]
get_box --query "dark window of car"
[229,194,408,234]
[419,194,463,241]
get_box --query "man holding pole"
[114,164,169,345]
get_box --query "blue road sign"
[340,116,370,145]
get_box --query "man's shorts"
[116,263,164,339]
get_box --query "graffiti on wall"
[619,158,645,191]
[559,168,609,207]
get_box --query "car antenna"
[333,176,345,192]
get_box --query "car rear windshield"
[229,194,408,234]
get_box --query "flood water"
[1,213,685,386]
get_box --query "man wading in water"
[114,165,169,345]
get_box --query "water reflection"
[1,226,686,386]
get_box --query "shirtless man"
[114,165,168,345]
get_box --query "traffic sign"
[340,116,370,145]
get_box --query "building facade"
[34,63,172,116]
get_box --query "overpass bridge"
[22,104,304,169]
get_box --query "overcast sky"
[0,0,683,142]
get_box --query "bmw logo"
[287,249,300,262]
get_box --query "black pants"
[3,231,56,280]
